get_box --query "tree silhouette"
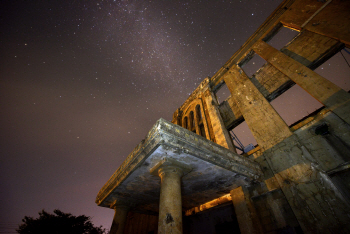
[17,209,107,234]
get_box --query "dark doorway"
[183,203,240,234]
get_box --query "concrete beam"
[253,40,350,125]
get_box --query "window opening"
[196,105,206,137]
[183,117,188,129]
[215,83,231,104]
[240,53,266,78]
[196,105,202,121]
[264,25,299,50]
[230,131,244,152]
[199,124,205,137]
[314,48,350,92]
[271,85,323,126]
[229,121,258,154]
[189,111,195,133]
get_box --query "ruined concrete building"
[96,0,350,233]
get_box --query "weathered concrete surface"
[218,28,342,131]
[226,108,350,234]
[246,184,301,233]
[224,65,292,151]
[280,0,326,31]
[280,29,342,69]
[203,88,236,152]
[281,0,350,47]
[253,40,350,125]
[96,118,262,213]
[230,186,263,234]
[218,94,243,130]
[250,63,292,101]
[97,1,350,233]
[293,110,350,171]
[173,77,236,151]
[264,133,350,233]
[151,158,191,234]
[303,0,350,47]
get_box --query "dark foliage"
[17,209,107,234]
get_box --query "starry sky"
[1,0,350,233]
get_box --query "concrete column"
[150,158,191,234]
[224,65,292,151]
[253,40,350,125]
[230,187,263,234]
[203,88,236,152]
[110,204,130,234]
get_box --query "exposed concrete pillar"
[109,203,130,234]
[253,40,350,125]
[150,158,191,234]
[203,88,236,152]
[230,187,263,234]
[224,65,292,151]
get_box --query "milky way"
[1,0,349,232]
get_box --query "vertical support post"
[110,204,130,234]
[253,40,350,125]
[230,187,263,234]
[224,65,292,151]
[150,158,191,234]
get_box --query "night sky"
[1,0,349,233]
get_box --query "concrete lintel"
[150,157,192,177]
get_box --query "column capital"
[150,157,192,178]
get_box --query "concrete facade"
[97,0,350,233]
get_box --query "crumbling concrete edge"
[96,118,262,207]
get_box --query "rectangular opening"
[215,82,231,104]
[314,48,350,92]
[270,85,323,127]
[195,104,206,138]
[229,121,257,154]
[264,24,299,50]
[240,52,267,78]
